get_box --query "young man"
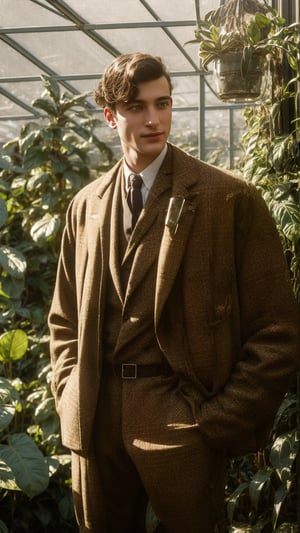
[48,53,299,532]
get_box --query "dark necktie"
[127,174,143,231]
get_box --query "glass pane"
[12,32,115,76]
[1,0,66,26]
[0,40,42,77]
[0,0,251,168]
[65,0,154,23]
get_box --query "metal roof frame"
[2,0,287,167]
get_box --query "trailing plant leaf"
[269,198,300,243]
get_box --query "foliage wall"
[0,77,112,532]
[225,17,300,533]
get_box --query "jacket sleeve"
[197,185,300,455]
[48,200,79,412]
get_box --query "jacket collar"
[95,142,201,200]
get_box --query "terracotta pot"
[213,51,266,102]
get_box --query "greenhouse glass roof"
[0,0,267,166]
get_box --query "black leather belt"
[103,362,173,379]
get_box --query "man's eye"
[129,104,143,111]
[158,101,170,109]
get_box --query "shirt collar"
[123,144,168,192]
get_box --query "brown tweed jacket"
[49,143,299,458]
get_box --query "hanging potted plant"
[187,0,286,102]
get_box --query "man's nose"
[145,108,159,126]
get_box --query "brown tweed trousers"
[48,143,299,531]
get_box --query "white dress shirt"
[123,144,168,206]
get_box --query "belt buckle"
[121,363,137,379]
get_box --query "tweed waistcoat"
[102,170,164,366]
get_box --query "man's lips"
[141,132,164,138]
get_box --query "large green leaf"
[270,431,297,484]
[30,213,61,244]
[227,482,249,523]
[272,484,289,529]
[0,376,19,432]
[34,397,60,439]
[0,457,19,491]
[249,468,271,512]
[0,329,28,363]
[0,246,26,279]
[1,276,25,300]
[0,433,49,498]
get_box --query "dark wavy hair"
[94,53,172,109]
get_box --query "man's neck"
[124,146,167,174]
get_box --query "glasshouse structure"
[0,0,297,165]
[0,0,299,532]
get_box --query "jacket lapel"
[109,168,126,303]
[154,145,201,327]
[154,194,197,326]
[92,161,123,308]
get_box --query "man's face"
[104,76,172,172]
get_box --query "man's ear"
[104,107,117,129]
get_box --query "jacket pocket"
[58,365,82,450]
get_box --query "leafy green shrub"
[0,75,112,330]
[226,388,298,531]
[225,12,300,533]
[0,77,113,531]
